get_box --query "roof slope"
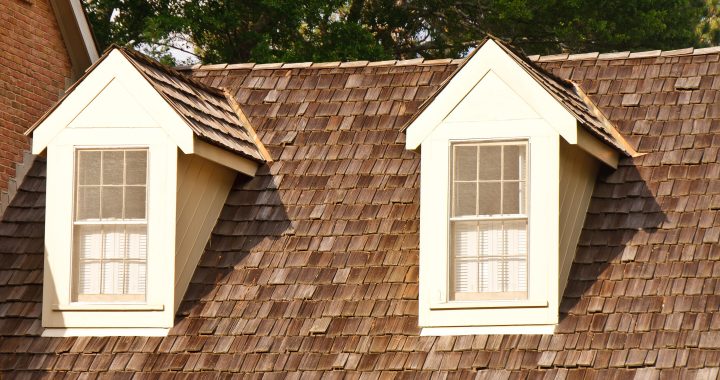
[3,48,720,377]
[493,40,636,156]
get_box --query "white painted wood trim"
[68,0,99,62]
[53,304,165,311]
[193,138,259,176]
[421,324,556,336]
[576,127,620,168]
[43,128,177,330]
[31,50,194,154]
[42,328,169,337]
[405,39,576,149]
[430,300,548,310]
[418,119,560,330]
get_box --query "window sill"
[52,303,164,311]
[421,324,556,336]
[430,299,548,310]
[42,327,170,337]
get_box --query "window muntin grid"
[72,149,148,302]
[450,141,528,301]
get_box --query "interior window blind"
[73,149,148,302]
[450,142,528,301]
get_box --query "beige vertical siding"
[558,141,599,299]
[174,152,236,308]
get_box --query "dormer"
[404,38,638,335]
[28,47,270,337]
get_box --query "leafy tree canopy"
[83,0,709,65]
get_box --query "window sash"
[449,140,529,301]
[450,141,528,218]
[72,148,148,303]
[450,219,528,300]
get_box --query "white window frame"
[418,120,560,332]
[71,147,150,303]
[448,140,529,302]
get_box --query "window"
[450,141,528,301]
[73,149,148,302]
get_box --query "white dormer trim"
[32,49,256,336]
[406,39,618,334]
[67,0,100,63]
[405,39,577,150]
[29,49,261,177]
[31,50,195,156]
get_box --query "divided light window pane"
[450,141,528,301]
[73,149,148,302]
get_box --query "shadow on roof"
[558,158,665,331]
[173,163,293,331]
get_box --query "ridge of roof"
[529,45,720,62]
[178,45,720,72]
[176,58,467,71]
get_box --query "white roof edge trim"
[421,324,556,336]
[31,50,194,154]
[69,0,99,62]
[193,138,259,176]
[405,39,577,150]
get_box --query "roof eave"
[49,0,99,78]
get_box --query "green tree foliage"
[698,0,720,45]
[83,0,708,64]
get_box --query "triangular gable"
[29,49,195,155]
[404,38,637,163]
[68,78,159,128]
[28,47,270,175]
[444,70,541,122]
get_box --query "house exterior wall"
[0,0,72,192]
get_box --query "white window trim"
[418,120,560,332]
[448,140,529,302]
[72,147,150,304]
[42,327,169,337]
[42,127,177,329]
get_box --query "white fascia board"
[405,39,576,149]
[193,138,259,176]
[576,126,620,168]
[31,50,194,154]
[68,0,99,62]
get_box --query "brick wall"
[0,0,72,192]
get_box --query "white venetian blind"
[73,149,148,302]
[450,142,528,301]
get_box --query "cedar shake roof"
[5,45,720,377]
[27,46,269,163]
[118,47,269,163]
